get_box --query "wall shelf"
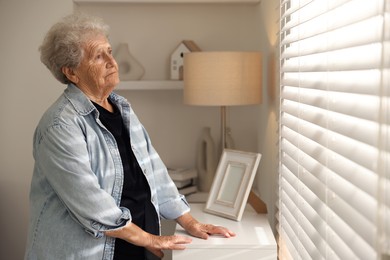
[74,0,260,4]
[115,80,183,90]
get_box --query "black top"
[93,101,159,260]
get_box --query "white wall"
[0,1,279,259]
[0,1,72,259]
[253,0,280,233]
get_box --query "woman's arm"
[176,212,236,239]
[104,221,192,258]
[34,122,130,237]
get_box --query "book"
[178,185,197,196]
[168,168,197,181]
[173,179,193,189]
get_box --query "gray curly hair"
[39,13,110,84]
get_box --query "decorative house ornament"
[170,40,201,80]
[114,43,145,81]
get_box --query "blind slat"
[281,70,381,95]
[282,44,383,72]
[281,86,381,122]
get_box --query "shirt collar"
[63,83,129,116]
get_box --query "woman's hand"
[145,233,192,258]
[176,213,236,239]
[105,221,192,258]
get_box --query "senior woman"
[25,13,235,260]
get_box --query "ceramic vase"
[114,43,145,81]
[196,127,217,192]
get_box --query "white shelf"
[74,0,260,4]
[115,80,183,90]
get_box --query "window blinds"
[278,0,390,259]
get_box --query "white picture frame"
[204,149,261,221]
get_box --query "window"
[278,0,389,259]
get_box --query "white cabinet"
[173,203,277,259]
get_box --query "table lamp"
[183,51,262,151]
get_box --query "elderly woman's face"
[73,33,119,93]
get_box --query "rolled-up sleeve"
[159,193,190,220]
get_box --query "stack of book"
[168,168,198,196]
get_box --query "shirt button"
[91,222,100,229]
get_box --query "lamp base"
[219,106,235,155]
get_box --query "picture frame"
[204,149,262,221]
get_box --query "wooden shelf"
[115,80,184,90]
[74,0,260,4]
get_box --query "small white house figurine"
[170,40,201,80]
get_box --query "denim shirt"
[25,84,190,260]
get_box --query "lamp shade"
[183,52,262,106]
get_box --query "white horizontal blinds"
[279,0,389,259]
